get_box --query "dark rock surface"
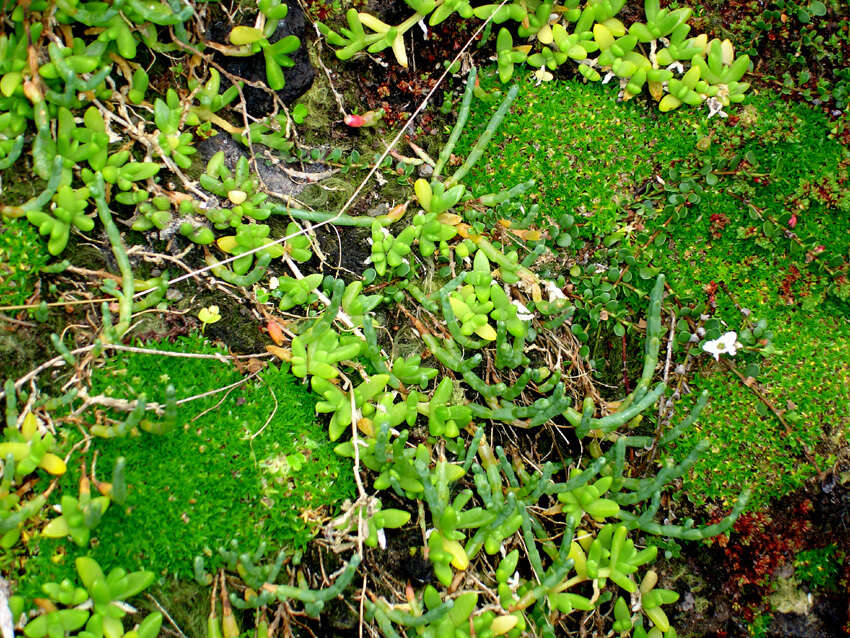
[196,132,322,200]
[209,0,314,116]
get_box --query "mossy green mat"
[455,69,849,508]
[22,335,354,594]
[454,71,705,238]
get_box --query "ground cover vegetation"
[0,0,847,637]
[454,73,849,508]
[694,0,850,118]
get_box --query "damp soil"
[311,223,373,280]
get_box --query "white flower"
[702,331,739,360]
[706,97,728,119]
[534,67,553,85]
[268,276,279,290]
[544,280,566,301]
[512,299,534,321]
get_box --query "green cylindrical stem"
[528,384,571,427]
[661,390,709,445]
[435,271,467,298]
[512,555,573,612]
[496,446,519,488]
[520,238,546,268]
[4,380,17,428]
[39,388,78,411]
[91,176,134,336]
[163,384,177,432]
[362,317,392,376]
[614,440,709,506]
[463,427,485,472]
[597,382,667,432]
[132,274,168,312]
[467,402,494,420]
[465,493,516,559]
[120,394,147,435]
[565,382,666,433]
[402,281,438,314]
[520,506,545,582]
[502,367,533,400]
[462,369,505,400]
[50,334,76,365]
[548,457,607,495]
[634,490,662,526]
[448,84,519,187]
[208,252,271,287]
[41,260,71,274]
[627,489,750,540]
[365,603,405,638]
[270,553,361,602]
[633,275,666,402]
[574,397,595,438]
[270,205,396,227]
[494,322,527,370]
[374,597,453,627]
[0,135,24,171]
[434,67,477,178]
[529,463,557,502]
[440,293,487,350]
[414,458,442,520]
[22,156,64,213]
[111,457,127,505]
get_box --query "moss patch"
[450,67,849,509]
[0,218,49,308]
[651,97,850,508]
[21,335,354,593]
[453,69,707,238]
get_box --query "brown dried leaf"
[265,345,292,361]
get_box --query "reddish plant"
[709,213,730,239]
[779,264,802,305]
[704,280,719,306]
[707,500,814,620]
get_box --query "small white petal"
[511,299,534,321]
[544,281,566,301]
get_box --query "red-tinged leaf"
[267,320,286,345]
